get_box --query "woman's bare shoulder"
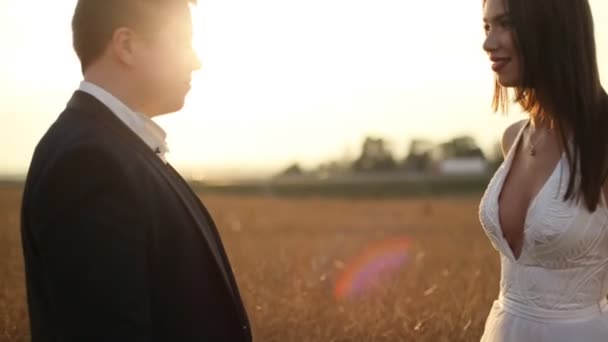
[501,119,528,158]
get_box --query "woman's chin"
[497,76,521,88]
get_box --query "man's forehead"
[143,2,193,34]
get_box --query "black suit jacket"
[20,91,252,341]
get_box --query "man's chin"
[154,99,186,116]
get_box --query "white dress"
[478,122,608,342]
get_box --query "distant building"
[436,157,488,176]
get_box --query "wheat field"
[0,187,500,342]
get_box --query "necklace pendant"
[529,148,536,156]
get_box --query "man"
[20,0,251,340]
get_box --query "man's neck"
[83,69,153,118]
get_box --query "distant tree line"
[279,135,504,177]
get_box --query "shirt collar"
[78,81,169,163]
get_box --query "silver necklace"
[527,122,547,157]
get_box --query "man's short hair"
[72,0,196,73]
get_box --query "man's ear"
[110,27,139,67]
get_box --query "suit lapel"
[161,163,249,331]
[159,163,237,297]
[65,91,238,299]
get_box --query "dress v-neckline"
[496,120,564,261]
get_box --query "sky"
[1,0,607,179]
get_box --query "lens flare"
[334,237,411,301]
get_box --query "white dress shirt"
[78,81,170,163]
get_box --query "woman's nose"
[483,30,499,53]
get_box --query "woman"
[478,0,608,340]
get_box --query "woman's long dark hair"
[486,0,608,211]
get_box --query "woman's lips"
[491,57,511,72]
